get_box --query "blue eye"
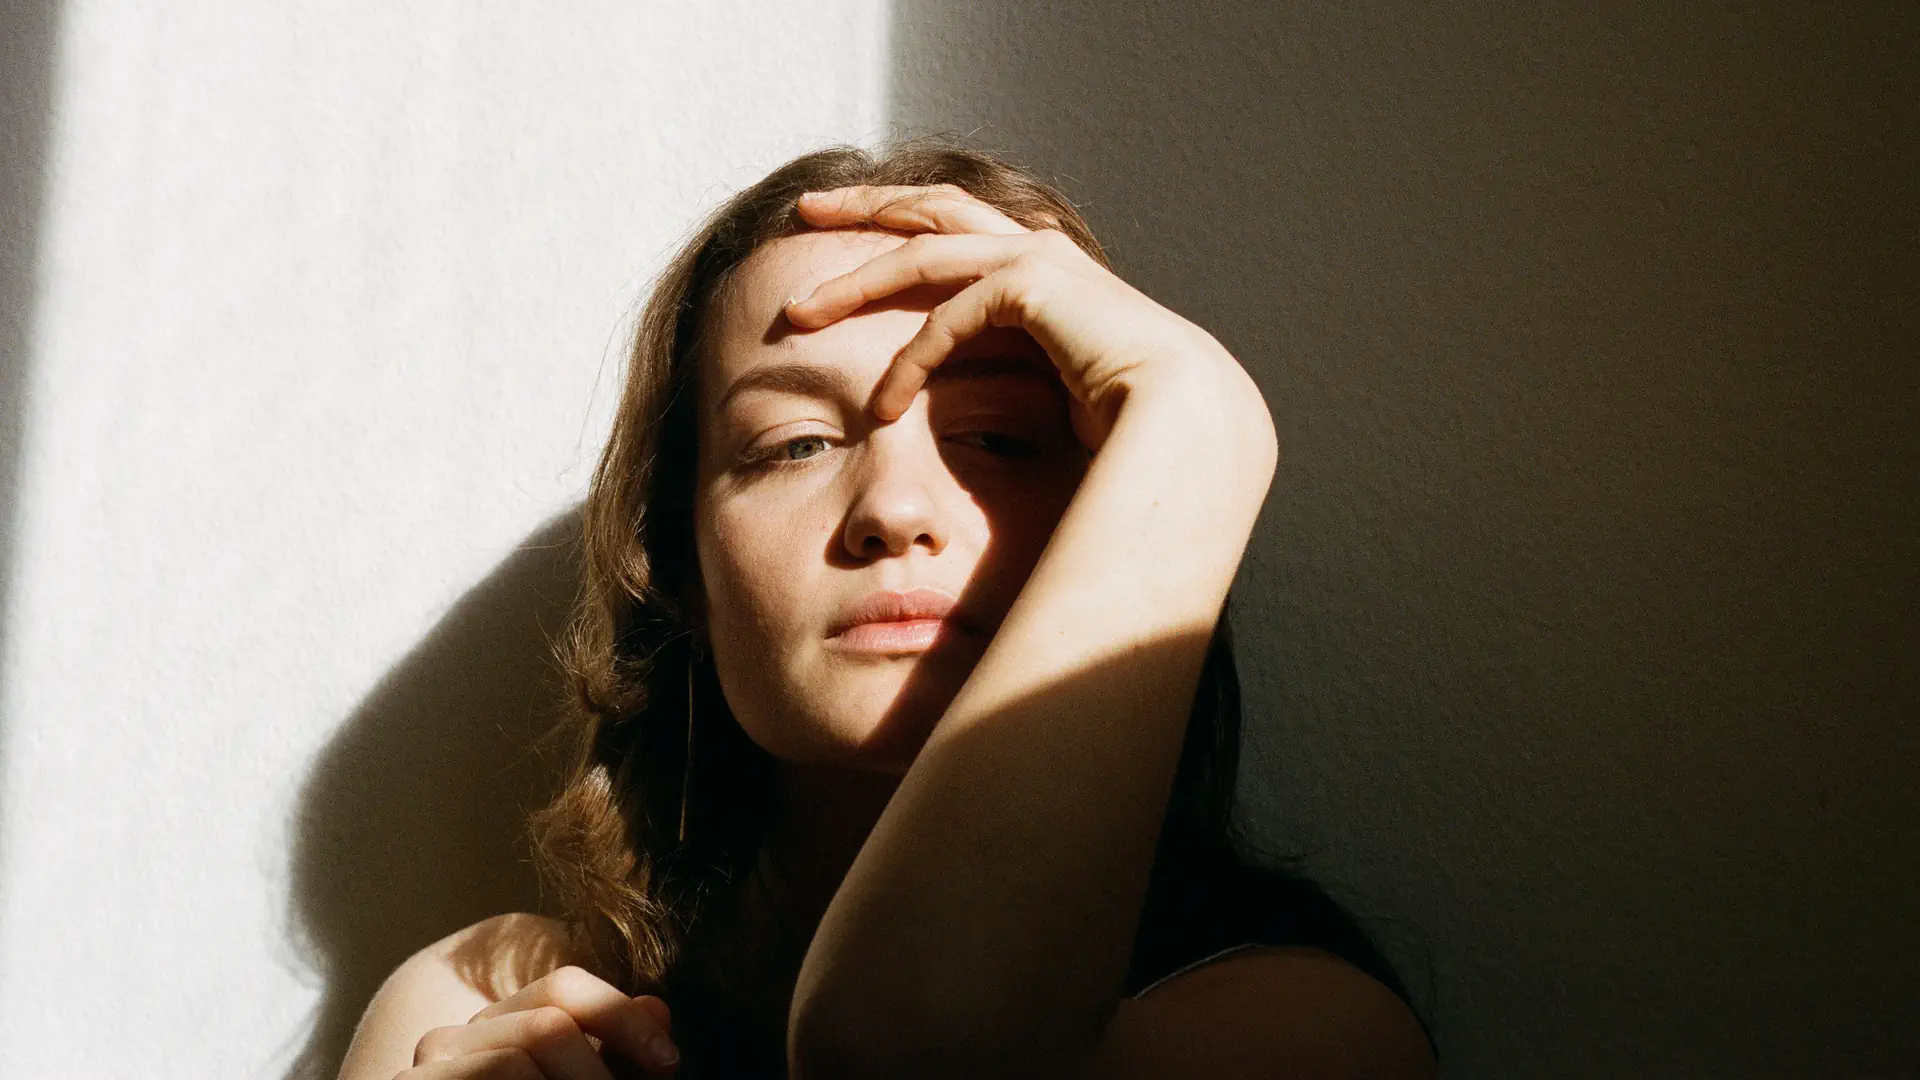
[748,435,832,470]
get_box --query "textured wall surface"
[0,3,888,1077]
[1,2,1914,1078]
[892,2,1917,1076]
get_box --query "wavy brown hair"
[525,135,1434,1075]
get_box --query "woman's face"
[692,228,1089,775]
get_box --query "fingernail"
[649,1035,679,1068]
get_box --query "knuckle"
[482,1047,543,1080]
[412,1025,455,1065]
[1035,227,1078,256]
[922,303,962,339]
[523,1004,583,1045]
[544,963,597,1002]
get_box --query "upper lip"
[831,587,972,636]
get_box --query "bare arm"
[789,353,1280,1077]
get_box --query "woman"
[338,137,1438,1080]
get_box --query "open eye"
[745,434,834,471]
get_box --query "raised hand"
[783,183,1263,455]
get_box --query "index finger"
[471,965,675,1071]
[797,183,1031,236]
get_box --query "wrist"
[1112,345,1280,493]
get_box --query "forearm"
[788,356,1280,1077]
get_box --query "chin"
[751,647,977,770]
[805,696,946,776]
[827,714,934,775]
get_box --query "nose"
[840,409,950,560]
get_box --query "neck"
[715,759,900,1034]
[766,760,902,941]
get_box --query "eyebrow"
[713,353,1058,417]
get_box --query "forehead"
[703,229,1052,409]
[729,228,907,330]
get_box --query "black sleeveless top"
[1127,850,1437,1057]
[659,852,1437,1079]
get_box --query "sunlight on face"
[692,229,1089,774]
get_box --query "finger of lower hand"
[422,1010,618,1080]
[405,1046,546,1080]
[875,273,1026,420]
[787,233,1032,327]
[470,972,675,1074]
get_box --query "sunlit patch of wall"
[0,4,894,1076]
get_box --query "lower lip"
[830,618,973,653]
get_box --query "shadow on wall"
[0,0,58,642]
[0,0,62,926]
[887,2,1917,1078]
[279,510,584,1080]
[884,0,1454,1035]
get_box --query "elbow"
[786,954,1108,1080]
[788,989,934,1080]
[786,959,963,1080]
[786,1003,912,1080]
[788,996,1092,1080]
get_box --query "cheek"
[701,500,822,643]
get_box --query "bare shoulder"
[434,911,585,1001]
[335,912,585,1080]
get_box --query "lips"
[830,586,973,637]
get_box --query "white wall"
[0,3,890,1076]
